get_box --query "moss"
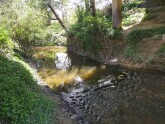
[0,55,56,124]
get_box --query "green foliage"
[122,0,146,27]
[37,22,66,46]
[157,44,165,57]
[122,0,144,11]
[125,27,165,58]
[0,28,13,53]
[28,0,48,10]
[126,27,165,44]
[48,22,62,32]
[11,8,46,51]
[108,28,123,39]
[142,13,155,22]
[69,12,122,55]
[0,55,56,124]
[122,7,145,27]
[69,15,115,54]
[0,0,65,51]
[75,7,88,22]
[0,0,51,52]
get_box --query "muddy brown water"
[30,47,165,124]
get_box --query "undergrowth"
[122,8,145,26]
[125,27,165,58]
[0,55,56,124]
[0,28,13,54]
[122,0,145,27]
[69,15,121,55]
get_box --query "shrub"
[122,7,145,27]
[0,28,13,53]
[11,9,46,52]
[122,0,146,27]
[0,1,47,52]
[69,15,111,54]
[69,14,121,55]
[75,7,88,23]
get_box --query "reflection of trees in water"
[55,53,71,70]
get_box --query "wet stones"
[60,69,165,124]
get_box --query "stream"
[30,46,165,124]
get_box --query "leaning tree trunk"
[112,0,122,28]
[47,4,67,31]
[90,0,96,16]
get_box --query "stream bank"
[67,32,165,73]
[67,6,165,72]
[27,46,165,124]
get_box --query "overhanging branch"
[47,3,67,32]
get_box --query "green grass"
[0,55,56,124]
[142,13,155,22]
[157,44,165,57]
[124,27,165,58]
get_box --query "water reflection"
[55,53,71,70]
[36,51,110,89]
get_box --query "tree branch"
[47,3,67,32]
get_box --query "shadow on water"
[29,46,165,124]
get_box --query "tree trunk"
[90,0,96,16]
[112,0,122,28]
[47,4,67,31]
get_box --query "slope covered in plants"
[0,55,56,124]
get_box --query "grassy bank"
[0,55,56,124]
[125,26,165,59]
